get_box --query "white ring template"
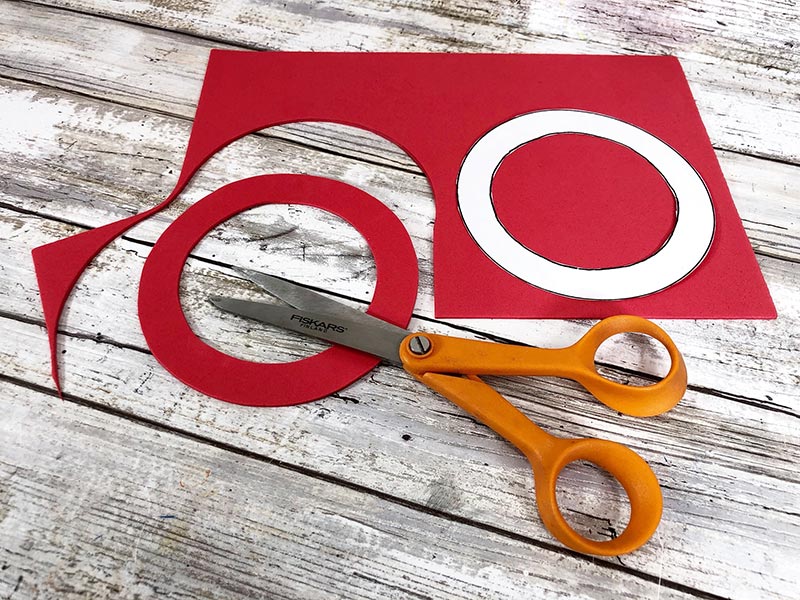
[456,109,716,300]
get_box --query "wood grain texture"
[0,208,798,597]
[1,0,799,598]
[3,0,800,165]
[2,380,708,600]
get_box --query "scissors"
[210,267,687,556]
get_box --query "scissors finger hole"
[555,460,631,542]
[593,332,671,385]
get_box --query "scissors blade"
[232,267,413,339]
[233,267,365,322]
[210,296,409,364]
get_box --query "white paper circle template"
[456,109,715,300]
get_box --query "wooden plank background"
[0,1,798,598]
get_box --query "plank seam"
[0,207,794,416]
[2,286,795,419]
[0,370,733,600]
[0,72,423,175]
[2,28,799,170]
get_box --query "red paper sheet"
[32,51,776,394]
[177,51,775,319]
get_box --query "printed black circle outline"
[456,109,716,301]
[488,133,677,270]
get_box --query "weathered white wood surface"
[4,381,705,600]
[0,1,798,599]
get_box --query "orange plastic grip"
[402,315,687,417]
[411,371,662,556]
[398,315,684,555]
[569,315,688,417]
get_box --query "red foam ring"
[138,174,418,406]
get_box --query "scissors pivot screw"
[408,335,432,356]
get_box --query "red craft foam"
[180,51,775,319]
[490,134,677,270]
[138,174,418,406]
[32,52,776,396]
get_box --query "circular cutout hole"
[555,460,631,542]
[181,204,376,363]
[593,331,671,386]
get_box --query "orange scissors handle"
[398,315,685,555]
[408,371,662,556]
[403,315,687,417]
